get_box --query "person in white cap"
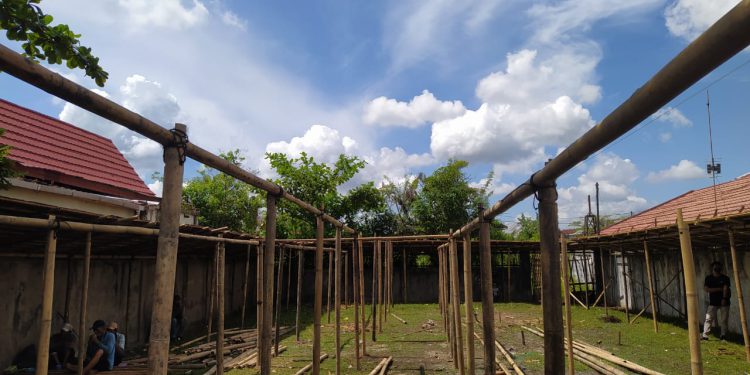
[107,321,126,366]
[49,323,76,370]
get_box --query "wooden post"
[216,240,226,374]
[561,237,575,375]
[335,227,342,375]
[462,233,476,375]
[241,245,252,329]
[275,243,285,355]
[538,184,564,375]
[599,248,609,316]
[372,241,378,341]
[147,123,186,375]
[677,208,703,375]
[643,241,659,333]
[479,210,495,375]
[449,238,465,374]
[345,250,349,308]
[378,240,384,333]
[328,251,333,324]
[359,238,367,354]
[76,232,91,375]
[313,215,325,375]
[287,247,293,310]
[621,250,630,323]
[260,195,278,375]
[296,248,304,342]
[208,249,217,344]
[729,231,750,362]
[353,234,361,369]
[257,240,264,343]
[402,249,408,303]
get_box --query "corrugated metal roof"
[601,174,750,235]
[0,98,155,200]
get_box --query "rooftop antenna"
[706,90,721,209]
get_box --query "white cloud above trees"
[363,90,466,128]
[665,0,740,41]
[646,160,706,182]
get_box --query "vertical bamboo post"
[296,248,304,342]
[462,233,476,374]
[372,240,378,341]
[345,250,349,308]
[76,232,91,375]
[208,249,217,344]
[287,247,293,310]
[447,247,457,365]
[599,247,609,316]
[335,227,342,375]
[479,209,495,375]
[438,247,444,318]
[677,209,703,375]
[353,234,361,369]
[328,251,333,324]
[147,123,186,375]
[275,243,285,355]
[621,250,630,323]
[241,244,251,329]
[257,240,264,344]
[378,240,384,333]
[561,237,575,375]
[384,242,389,319]
[507,250,512,302]
[260,195,277,375]
[538,184,564,375]
[313,215,325,375]
[403,248,408,303]
[216,239,226,374]
[359,238,367,354]
[643,241,659,333]
[449,238,466,374]
[728,231,750,362]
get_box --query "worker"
[171,294,185,342]
[66,319,115,373]
[107,321,126,366]
[49,323,76,370]
[702,261,730,340]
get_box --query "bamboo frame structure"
[538,185,564,375]
[275,243,286,355]
[327,251,333,324]
[335,227,342,375]
[241,244,252,329]
[677,209,703,374]
[313,215,324,375]
[353,234,361,369]
[76,232,91,375]
[561,237,575,375]
[462,232,476,374]
[260,195,277,375]
[728,231,750,362]
[449,238,465,374]
[358,238,367,355]
[479,215,495,374]
[296,249,304,341]
[208,249,217,344]
[216,239,226,374]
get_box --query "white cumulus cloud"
[646,160,706,182]
[363,90,466,128]
[118,0,209,30]
[653,106,692,128]
[665,0,740,41]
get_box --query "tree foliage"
[0,129,17,188]
[182,150,263,234]
[380,175,421,234]
[0,0,108,86]
[411,160,490,234]
[513,213,539,241]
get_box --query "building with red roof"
[0,98,155,201]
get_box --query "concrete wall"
[605,246,750,335]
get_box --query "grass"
[166,302,750,374]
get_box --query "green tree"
[0,129,17,188]
[266,152,365,237]
[1,0,108,86]
[182,150,263,234]
[380,175,422,234]
[513,213,539,241]
[411,160,491,234]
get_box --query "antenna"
[706,90,721,209]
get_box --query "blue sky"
[1,0,749,228]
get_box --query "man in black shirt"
[702,261,730,340]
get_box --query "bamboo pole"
[76,231,91,375]
[296,248,304,341]
[313,215,324,375]
[462,233,476,374]
[728,231,750,362]
[216,239,226,374]
[599,248,609,316]
[449,238,465,374]
[384,242,389,319]
[643,241,659,333]
[447,247,457,365]
[260,195,277,375]
[561,237,575,375]
[287,247,293,310]
[359,238,367,355]
[378,240,384,333]
[147,124,186,375]
[335,227,342,375]
[256,240,264,347]
[538,184,564,375]
[296,354,329,375]
[241,245,252,329]
[677,208,703,375]
[479,212,495,375]
[208,248,217,344]
[621,251,630,323]
[327,251,333,324]
[372,241,378,341]
[345,250,349,308]
[402,248,408,303]
[275,243,285,356]
[353,234,361,369]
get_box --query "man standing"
[702,261,731,340]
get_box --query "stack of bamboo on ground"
[124,326,292,371]
[521,326,664,375]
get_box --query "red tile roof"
[601,173,750,235]
[0,98,156,200]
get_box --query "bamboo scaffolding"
[327,250,333,324]
[449,238,465,374]
[561,237,575,375]
[462,232,476,375]
[538,184,564,374]
[286,248,293,310]
[729,231,750,362]
[359,238,367,355]
[241,245,252,329]
[335,227,342,375]
[313,216,324,375]
[260,195,277,375]
[296,250,304,341]
[275,243,285,356]
[372,241,378,341]
[353,234,361,369]
[216,239,226,374]
[76,232,91,375]
[479,214,495,375]
[643,241,659,333]
[677,209,702,375]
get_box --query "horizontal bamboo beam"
[0,214,260,244]
[0,42,354,234]
[283,244,338,252]
[452,0,750,237]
